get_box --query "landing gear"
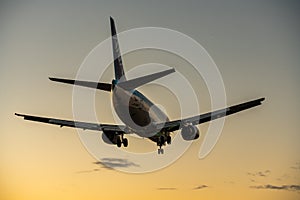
[157,135,171,154]
[116,134,128,148]
[123,138,128,147]
[158,148,164,154]
[160,135,165,144]
[117,137,122,147]
[157,140,163,155]
[167,135,171,144]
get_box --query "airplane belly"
[112,88,151,129]
[128,106,151,126]
[112,87,169,135]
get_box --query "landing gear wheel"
[123,138,128,147]
[158,148,164,154]
[117,137,122,147]
[167,136,171,144]
[157,147,164,154]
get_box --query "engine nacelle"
[181,125,200,141]
[102,131,118,145]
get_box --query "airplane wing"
[15,113,127,133]
[15,97,265,135]
[158,97,265,132]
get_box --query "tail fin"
[110,16,126,82]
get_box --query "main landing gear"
[116,134,128,148]
[157,135,172,154]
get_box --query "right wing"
[15,113,127,133]
[157,97,265,132]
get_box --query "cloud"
[250,184,300,192]
[157,187,177,190]
[94,158,140,169]
[157,185,209,190]
[193,185,208,190]
[247,170,271,177]
[291,162,300,170]
[75,168,100,174]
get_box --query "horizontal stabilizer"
[49,77,112,91]
[116,68,175,90]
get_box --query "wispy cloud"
[75,168,100,174]
[94,158,140,169]
[250,184,300,192]
[291,162,300,170]
[193,185,208,190]
[247,170,271,177]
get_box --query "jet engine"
[181,125,200,140]
[102,131,116,144]
[102,131,128,147]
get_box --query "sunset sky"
[1,0,299,199]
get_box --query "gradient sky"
[1,0,300,199]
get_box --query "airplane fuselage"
[112,84,170,142]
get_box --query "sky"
[0,0,300,199]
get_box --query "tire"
[117,138,122,147]
[123,138,128,147]
[167,136,171,144]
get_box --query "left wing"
[157,97,265,132]
[15,113,127,133]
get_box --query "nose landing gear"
[158,148,164,154]
[157,135,171,154]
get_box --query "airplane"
[15,17,265,154]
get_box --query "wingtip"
[256,97,265,105]
[49,77,60,82]
[15,113,22,117]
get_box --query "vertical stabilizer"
[110,17,126,82]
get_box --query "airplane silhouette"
[15,17,265,154]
